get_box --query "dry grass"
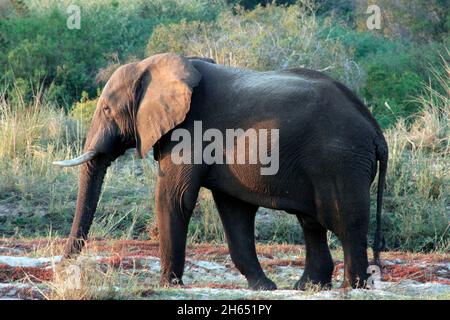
[378,59,449,252]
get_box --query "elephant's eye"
[102,105,112,119]
[102,105,112,115]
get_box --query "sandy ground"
[0,239,448,300]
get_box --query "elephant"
[53,53,388,290]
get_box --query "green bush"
[325,24,448,127]
[0,0,225,106]
[361,43,447,127]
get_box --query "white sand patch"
[379,280,450,297]
[184,258,244,285]
[139,257,161,271]
[0,255,62,267]
[187,259,228,271]
[0,283,43,300]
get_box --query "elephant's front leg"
[156,167,201,286]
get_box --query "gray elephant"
[54,53,388,290]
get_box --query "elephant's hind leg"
[315,177,371,289]
[294,215,334,290]
[337,196,371,289]
[212,190,277,291]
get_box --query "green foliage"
[147,2,448,126]
[315,0,355,24]
[0,0,224,105]
[325,23,448,127]
[1,0,447,124]
[361,42,447,127]
[226,0,296,9]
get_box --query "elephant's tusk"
[52,151,98,167]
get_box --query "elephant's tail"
[373,138,388,266]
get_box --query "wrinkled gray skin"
[57,53,388,290]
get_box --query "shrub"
[69,91,97,134]
[147,2,364,90]
[226,0,297,10]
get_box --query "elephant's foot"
[62,237,85,260]
[340,240,370,289]
[247,276,277,291]
[294,274,332,291]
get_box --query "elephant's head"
[53,53,201,257]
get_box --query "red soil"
[97,255,146,270]
[0,264,53,282]
[261,258,305,268]
[382,264,450,285]
[185,283,241,290]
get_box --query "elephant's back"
[189,60,381,152]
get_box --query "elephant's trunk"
[63,156,111,259]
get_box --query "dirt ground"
[0,239,448,300]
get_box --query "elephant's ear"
[135,53,201,158]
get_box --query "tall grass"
[376,59,449,252]
[0,86,81,236]
[0,86,156,238]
